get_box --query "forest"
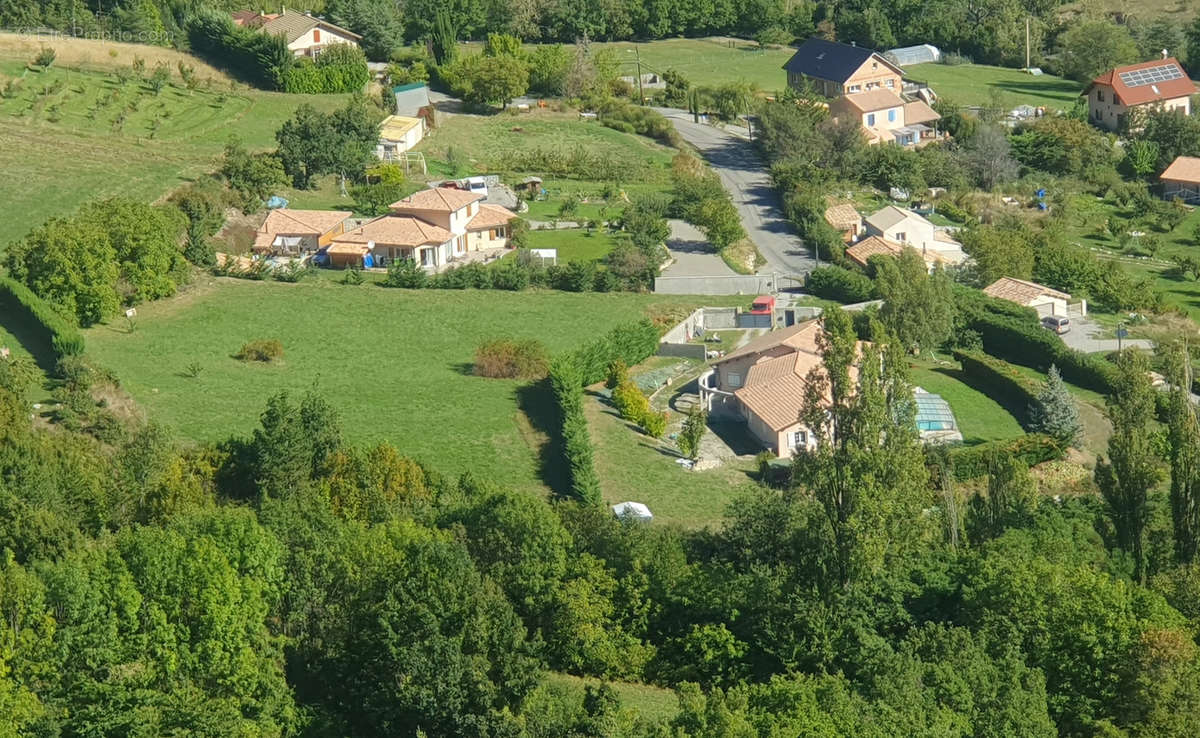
[4,302,1200,737]
[5,0,1194,73]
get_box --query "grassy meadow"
[908,360,1025,444]
[905,62,1081,110]
[591,37,796,94]
[0,41,348,247]
[524,229,621,263]
[83,279,717,494]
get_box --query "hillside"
[0,41,348,247]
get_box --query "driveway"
[661,220,736,278]
[656,109,815,276]
[1059,316,1154,354]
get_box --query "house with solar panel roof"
[1084,55,1198,132]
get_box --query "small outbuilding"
[376,115,426,160]
[612,501,653,522]
[1161,156,1200,204]
[983,277,1077,318]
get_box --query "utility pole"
[1025,17,1031,71]
[634,45,644,104]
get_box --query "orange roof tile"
[716,320,824,365]
[259,208,352,237]
[334,214,453,248]
[824,203,862,230]
[902,100,940,125]
[467,203,517,231]
[1161,156,1200,184]
[1089,58,1197,106]
[845,236,946,268]
[390,187,484,213]
[982,277,1071,304]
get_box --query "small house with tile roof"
[1084,57,1197,132]
[829,89,943,147]
[252,208,352,256]
[864,206,965,264]
[235,9,360,57]
[845,235,947,273]
[824,202,863,242]
[698,321,868,458]
[1161,156,1200,204]
[983,277,1074,317]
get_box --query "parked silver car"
[1041,315,1070,334]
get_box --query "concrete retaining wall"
[660,308,705,344]
[654,274,782,295]
[705,307,737,328]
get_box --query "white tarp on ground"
[612,501,653,522]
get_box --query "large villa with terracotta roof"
[254,187,518,271]
[1084,57,1198,132]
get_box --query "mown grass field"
[591,37,795,94]
[415,111,677,184]
[545,672,679,724]
[905,62,1081,110]
[0,45,348,247]
[524,229,621,263]
[908,360,1024,444]
[84,279,717,493]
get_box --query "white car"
[465,176,488,199]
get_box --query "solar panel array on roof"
[914,392,958,432]
[1119,64,1184,88]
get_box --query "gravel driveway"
[1058,315,1153,354]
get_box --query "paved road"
[660,220,737,278]
[1059,316,1154,354]
[657,109,815,276]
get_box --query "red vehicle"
[749,295,775,315]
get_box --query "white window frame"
[420,248,435,266]
[791,430,807,449]
[885,78,894,88]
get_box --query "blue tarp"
[363,254,374,269]
[266,196,289,209]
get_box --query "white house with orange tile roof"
[327,186,518,269]
[252,208,352,256]
[698,320,867,458]
[1084,57,1197,132]
[864,206,965,265]
[982,277,1079,318]
[829,89,943,148]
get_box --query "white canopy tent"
[612,501,653,522]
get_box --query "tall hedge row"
[954,287,1119,395]
[953,349,1041,428]
[806,265,876,304]
[0,276,84,360]
[944,433,1064,481]
[547,319,661,504]
[187,11,291,89]
[548,358,601,505]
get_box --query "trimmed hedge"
[545,319,662,504]
[806,265,876,304]
[549,357,601,505]
[954,287,1118,395]
[953,349,1040,427]
[0,276,84,360]
[945,433,1064,481]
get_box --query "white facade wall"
[287,26,358,56]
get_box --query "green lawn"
[905,62,1081,110]
[908,361,1024,444]
[415,111,677,184]
[83,279,716,493]
[524,229,621,263]
[544,672,679,724]
[586,365,757,530]
[0,60,348,247]
[590,37,796,94]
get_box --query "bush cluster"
[473,339,550,380]
[954,288,1118,395]
[806,265,876,304]
[235,339,284,363]
[187,11,291,89]
[278,45,371,94]
[0,276,84,360]
[595,99,680,146]
[609,361,668,438]
[944,433,1064,481]
[953,349,1041,428]
[382,255,625,294]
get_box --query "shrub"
[33,47,56,69]
[564,320,660,386]
[806,265,876,303]
[953,349,1041,427]
[341,266,365,285]
[383,258,427,288]
[473,338,550,380]
[235,339,284,362]
[0,276,84,360]
[605,360,628,390]
[642,409,668,438]
[612,377,650,423]
[944,434,1063,481]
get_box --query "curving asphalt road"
[657,109,816,276]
